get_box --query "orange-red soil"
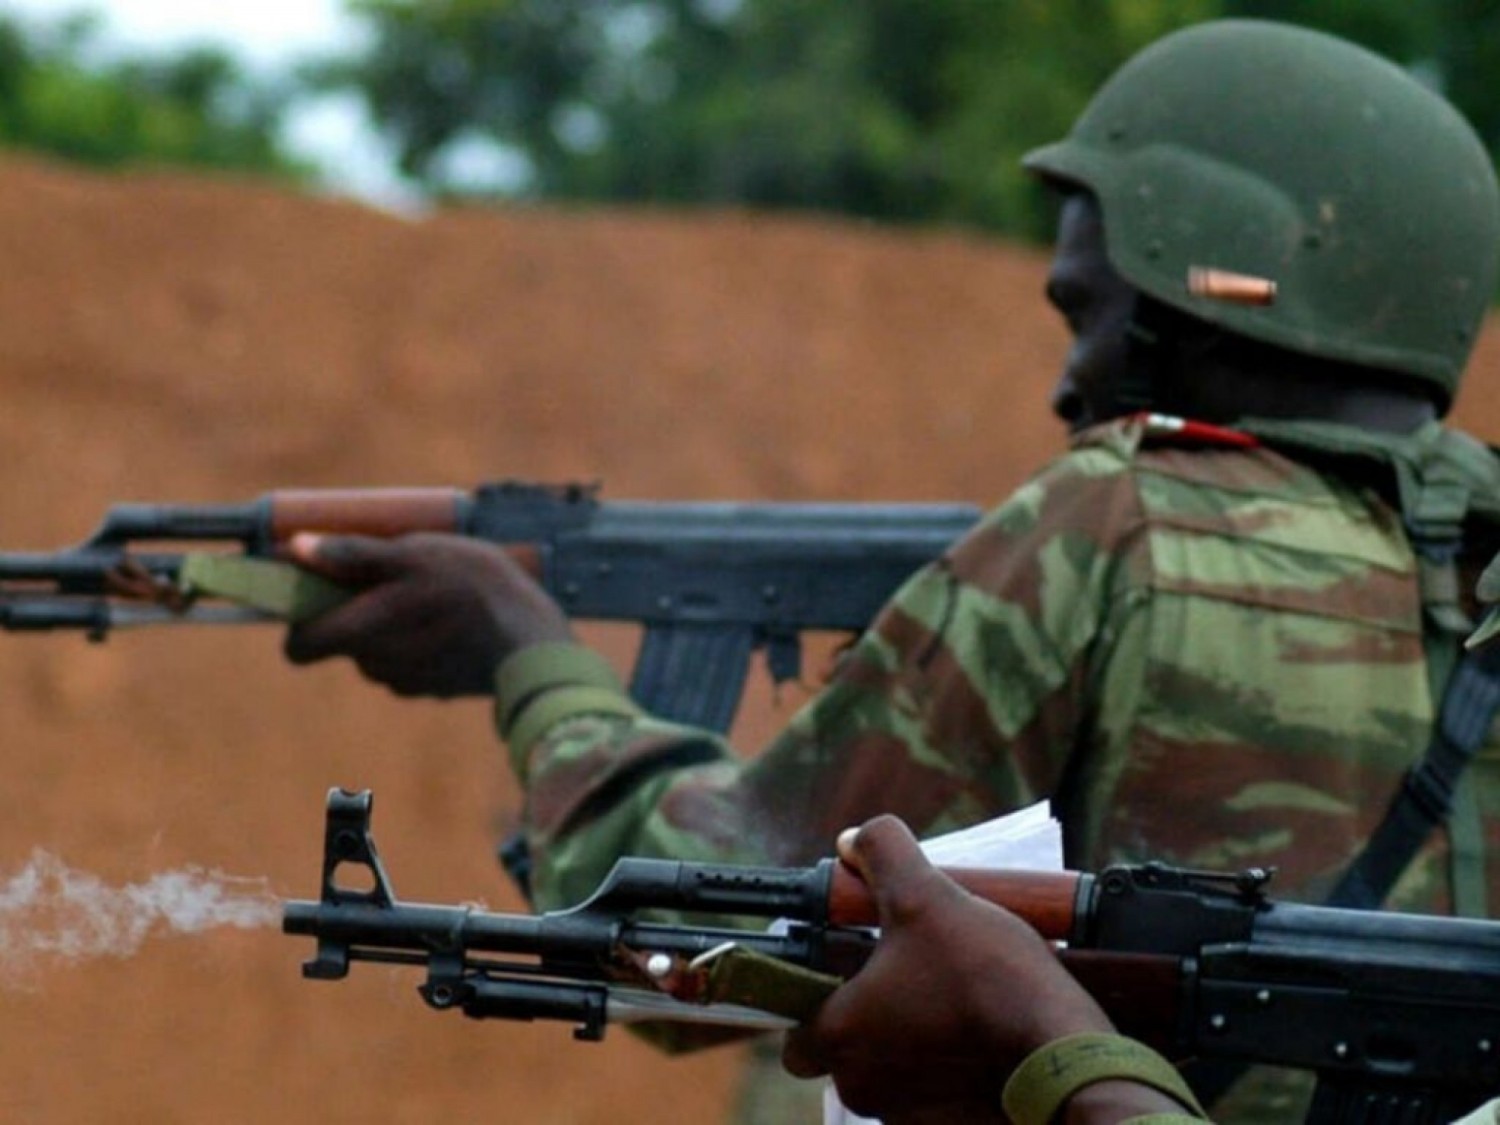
[1,155,1497,1123]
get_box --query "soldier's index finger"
[286,533,407,585]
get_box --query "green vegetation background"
[3,1,1498,242]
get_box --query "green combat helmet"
[1023,20,1500,412]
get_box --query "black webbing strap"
[1327,639,1500,909]
[1324,512,1488,916]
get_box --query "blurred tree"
[323,0,1221,235]
[1222,0,1445,60]
[324,0,1500,240]
[0,10,307,181]
[10,2,1477,235]
[1432,0,1500,156]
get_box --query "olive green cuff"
[1002,1033,1207,1125]
[494,643,641,777]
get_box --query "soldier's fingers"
[844,816,968,931]
[285,533,410,585]
[780,1027,830,1080]
[282,586,408,664]
[351,620,486,697]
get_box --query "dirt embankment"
[0,154,1497,1123]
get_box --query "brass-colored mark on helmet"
[1187,267,1278,307]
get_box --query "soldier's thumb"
[839,815,931,914]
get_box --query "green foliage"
[1433,0,1500,157]
[0,11,306,181]
[324,0,1500,240]
[7,2,1492,238]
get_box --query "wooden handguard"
[268,488,467,541]
[826,865,1082,941]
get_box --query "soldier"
[284,20,1500,1120]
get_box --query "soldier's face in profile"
[1044,193,1138,433]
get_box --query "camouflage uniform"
[489,25,1500,1121]
[497,413,1500,1121]
[506,415,1500,913]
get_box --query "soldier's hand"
[781,815,1114,1123]
[282,532,572,698]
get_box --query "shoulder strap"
[1327,640,1500,909]
[1238,420,1500,914]
[1312,423,1500,914]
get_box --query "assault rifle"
[285,789,1500,1125]
[0,482,979,730]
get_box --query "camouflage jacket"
[494,414,1500,1119]
[498,415,1500,921]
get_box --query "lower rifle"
[283,789,1500,1124]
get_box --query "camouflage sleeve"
[502,442,1148,912]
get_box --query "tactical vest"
[1240,418,1500,917]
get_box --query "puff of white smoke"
[0,849,280,980]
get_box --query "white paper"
[823,801,1064,1125]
